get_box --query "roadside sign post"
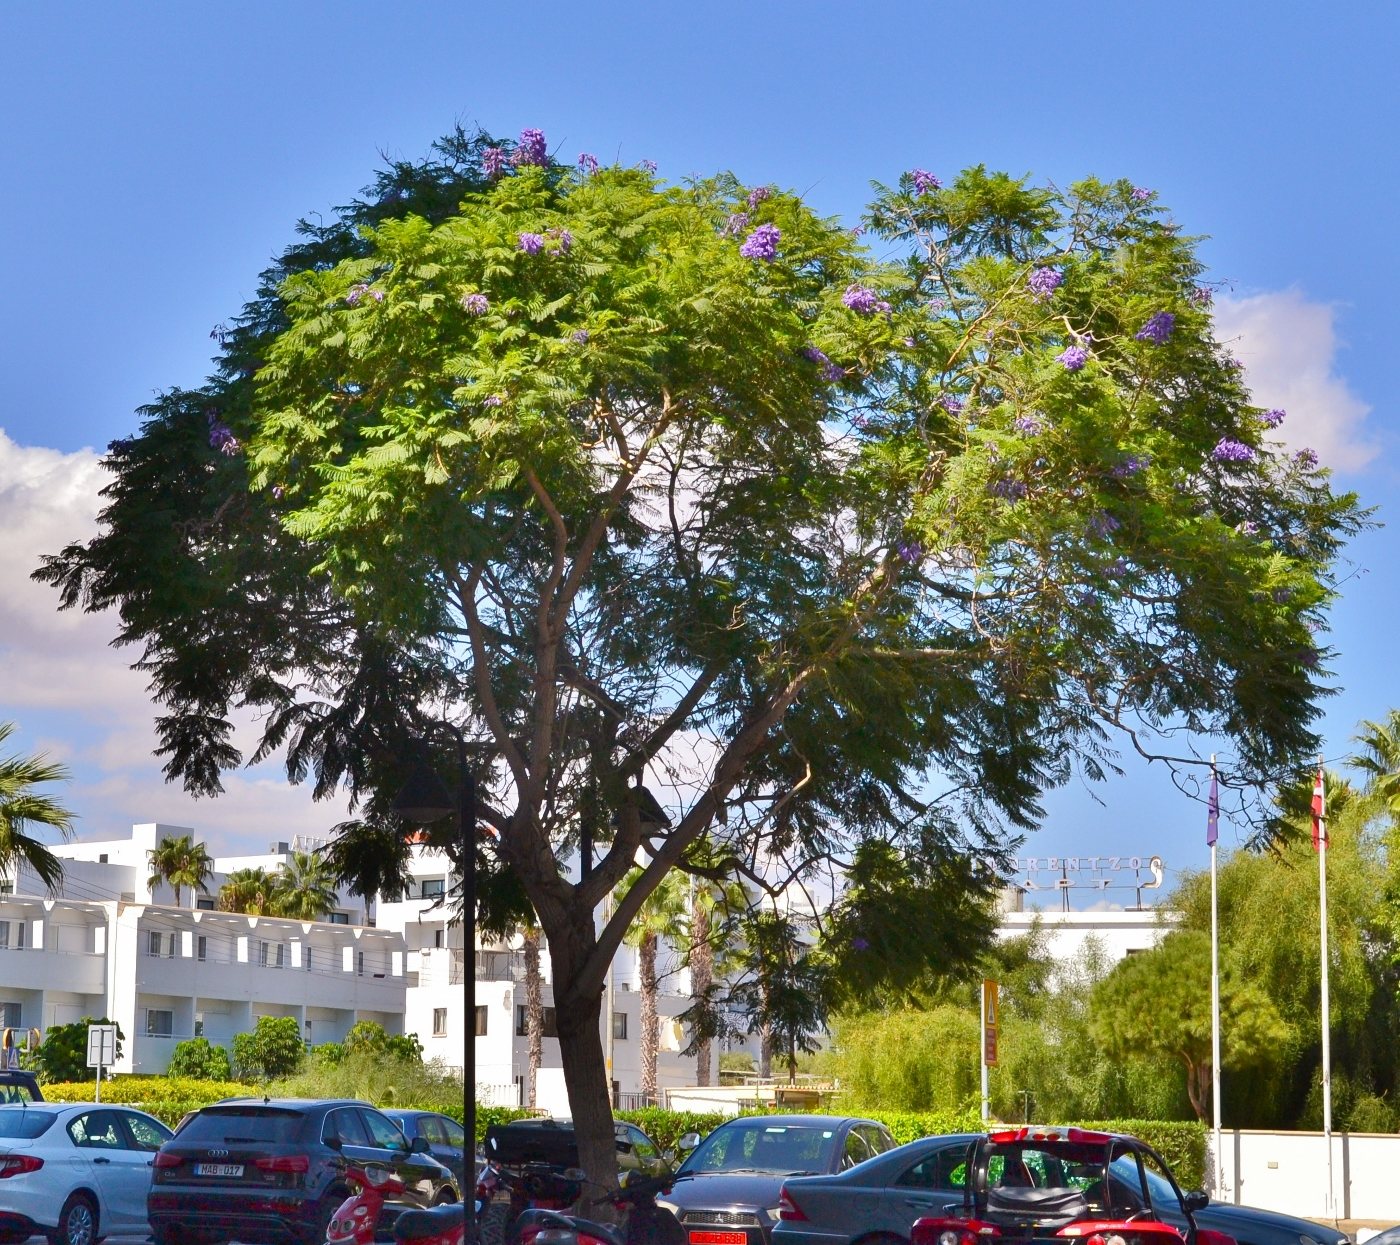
[981,979,999,1121]
[86,1024,117,1102]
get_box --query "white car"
[0,1101,173,1245]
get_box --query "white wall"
[1213,1129,1400,1222]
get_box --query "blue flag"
[1206,770,1219,846]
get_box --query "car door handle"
[94,1156,111,1164]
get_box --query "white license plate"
[194,1162,245,1177]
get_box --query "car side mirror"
[1184,1190,1210,1212]
[678,1132,701,1151]
[410,1136,431,1154]
[616,1140,634,1154]
[663,1149,677,1165]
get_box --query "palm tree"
[1353,711,1400,816]
[686,876,748,1086]
[217,867,278,914]
[146,833,213,907]
[272,849,341,921]
[0,722,73,893]
[621,867,689,1104]
[323,817,414,925]
[521,921,544,1107]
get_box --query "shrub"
[167,1037,232,1081]
[342,1020,423,1064]
[232,1016,304,1080]
[31,1018,124,1083]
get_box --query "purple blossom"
[1135,311,1176,344]
[461,292,490,315]
[938,394,965,415]
[1273,588,1294,603]
[640,159,658,174]
[345,283,369,307]
[517,232,545,255]
[1107,556,1131,577]
[1131,186,1153,202]
[551,228,574,254]
[271,485,284,500]
[896,539,923,563]
[1013,414,1045,436]
[512,128,548,168]
[578,152,599,175]
[1190,285,1215,307]
[1236,521,1260,536]
[1087,511,1120,540]
[1077,587,1099,607]
[1226,356,1245,371]
[910,168,941,195]
[738,223,781,261]
[1057,344,1089,371]
[482,146,506,179]
[1111,454,1151,479]
[482,395,504,407]
[1027,267,1063,301]
[843,284,881,314]
[722,211,750,237]
[1261,408,1286,428]
[1211,438,1257,463]
[989,477,1028,501]
[802,346,846,381]
[1295,447,1319,469]
[207,414,239,455]
[369,289,385,302]
[746,185,772,209]
[926,297,947,312]
[851,936,871,951]
[571,329,590,345]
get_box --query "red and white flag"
[1311,766,1327,850]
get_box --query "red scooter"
[328,1162,468,1245]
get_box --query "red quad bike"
[508,1170,685,1245]
[329,1162,468,1245]
[909,1127,1236,1245]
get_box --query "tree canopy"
[34,125,1366,1180]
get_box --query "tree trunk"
[1185,1056,1209,1122]
[691,902,713,1086]
[759,1022,772,1080]
[640,932,659,1104]
[523,929,543,1108]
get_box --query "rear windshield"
[178,1108,304,1144]
[0,1112,55,1139]
[679,1123,839,1175]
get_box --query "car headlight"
[657,1200,678,1216]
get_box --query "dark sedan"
[658,1115,897,1245]
[383,1109,470,1185]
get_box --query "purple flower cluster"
[746,185,772,209]
[483,146,506,179]
[739,223,781,261]
[518,233,545,255]
[842,284,890,314]
[571,329,590,345]
[1027,267,1063,301]
[722,211,750,237]
[1295,448,1319,469]
[512,128,548,168]
[1135,311,1176,344]
[989,477,1028,501]
[640,159,658,174]
[910,168,941,195]
[461,292,489,315]
[578,152,599,175]
[1236,520,1260,536]
[1111,454,1150,479]
[345,283,384,307]
[1057,344,1089,371]
[896,539,923,563]
[550,228,574,255]
[1013,414,1045,436]
[482,395,504,407]
[1260,408,1286,428]
[1107,556,1131,577]
[1190,285,1214,307]
[207,414,239,456]
[1211,438,1257,463]
[939,394,965,415]
[803,346,845,381]
[1130,186,1153,202]
[1087,511,1120,539]
[851,936,871,951]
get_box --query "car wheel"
[479,1199,511,1245]
[436,1188,459,1204]
[297,1193,342,1245]
[48,1193,99,1245]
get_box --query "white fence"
[1213,1130,1400,1223]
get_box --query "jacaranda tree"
[36,127,1365,1183]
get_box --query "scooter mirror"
[677,1133,701,1151]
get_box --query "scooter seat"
[393,1202,467,1241]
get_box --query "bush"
[342,1020,423,1064]
[167,1038,232,1081]
[233,1016,304,1080]
[268,1047,461,1114]
[617,1109,729,1151]
[31,1018,124,1083]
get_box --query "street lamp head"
[392,761,456,824]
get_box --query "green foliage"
[268,1047,457,1111]
[32,1018,124,1083]
[313,1042,347,1067]
[832,1007,981,1111]
[232,1016,305,1080]
[166,1037,232,1080]
[342,1020,423,1063]
[147,833,213,906]
[0,721,73,891]
[718,1052,755,1075]
[616,1109,730,1152]
[1079,1120,1207,1191]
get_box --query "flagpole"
[1316,757,1333,1218]
[1209,756,1223,1200]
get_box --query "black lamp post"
[393,727,476,1168]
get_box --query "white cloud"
[1213,289,1378,473]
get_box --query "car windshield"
[177,1108,303,1144]
[0,1111,55,1138]
[679,1123,839,1175]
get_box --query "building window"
[433,1008,448,1037]
[145,1009,174,1038]
[196,897,215,911]
[612,1011,628,1040]
[145,930,167,957]
[98,853,109,863]
[193,1015,204,1038]
[421,878,445,900]
[357,951,365,976]
[0,921,22,950]
[196,935,207,962]
[259,940,285,968]
[516,1005,557,1038]
[0,1002,19,1028]
[475,1005,488,1036]
[0,881,13,896]
[328,912,349,925]
[433,928,444,949]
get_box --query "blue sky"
[0,2,1394,902]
